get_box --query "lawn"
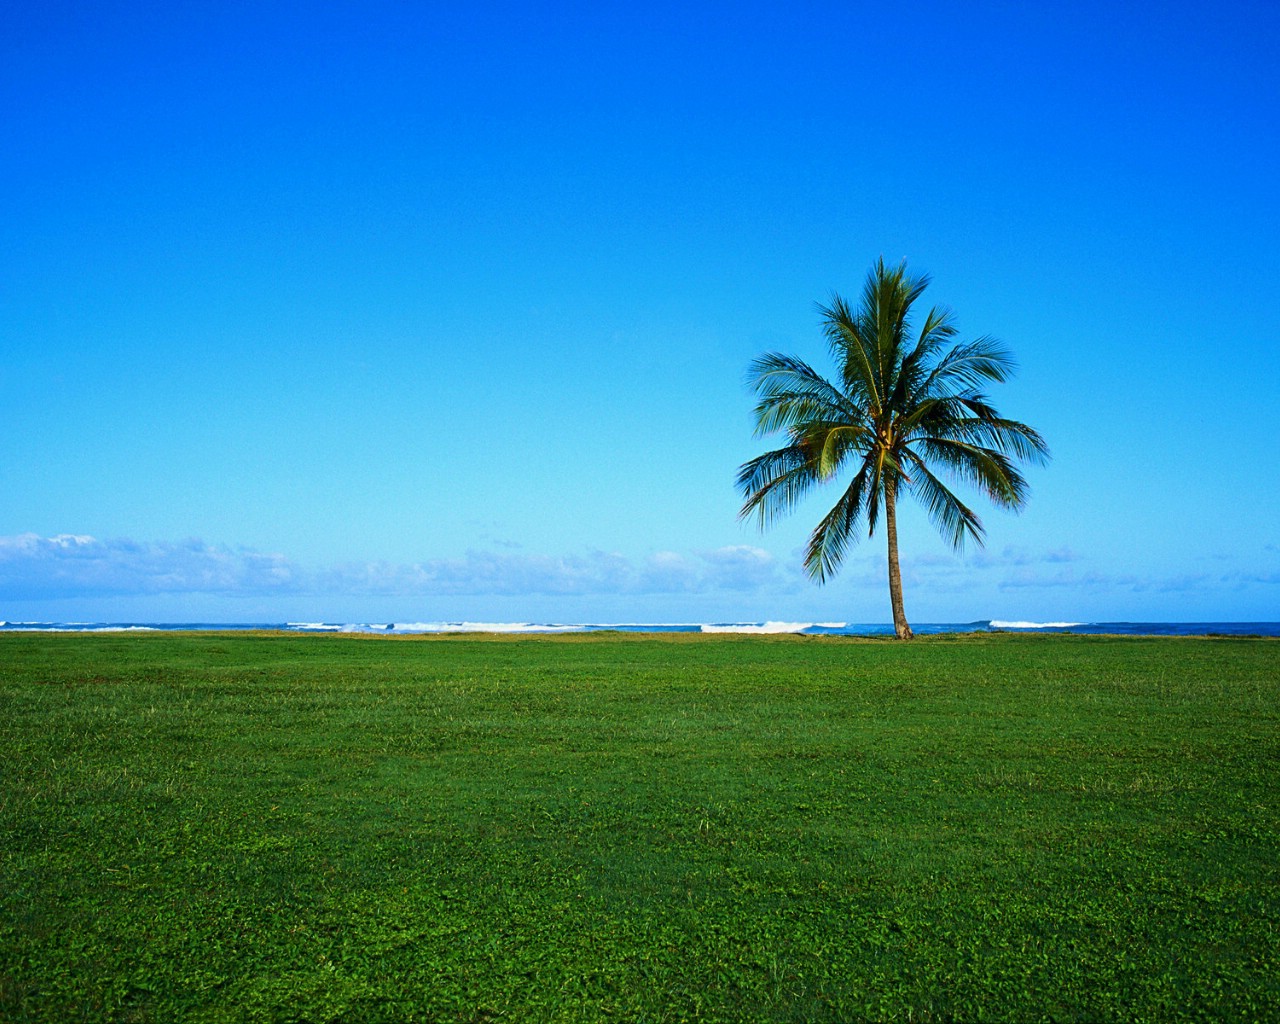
[1,632,1277,1021]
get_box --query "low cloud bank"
[0,534,785,599]
[0,534,298,598]
[320,544,786,596]
[5,533,1273,606]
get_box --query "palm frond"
[863,258,929,397]
[951,403,1051,464]
[910,398,1050,465]
[802,466,872,582]
[746,352,854,436]
[735,443,824,528]
[900,449,985,549]
[915,437,1030,510]
[897,303,958,406]
[865,448,885,537]
[915,337,1017,401]
[816,423,870,478]
[818,295,881,414]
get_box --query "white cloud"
[638,550,701,592]
[0,534,785,601]
[0,533,300,598]
[993,565,1280,594]
[996,567,1117,591]
[318,549,636,597]
[698,545,783,591]
[12,533,1268,611]
[320,546,785,597]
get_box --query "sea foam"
[700,622,845,634]
[990,620,1086,629]
[387,622,588,634]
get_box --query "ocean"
[1,620,1277,637]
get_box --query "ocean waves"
[700,622,846,634]
[989,620,1086,629]
[2,620,1277,636]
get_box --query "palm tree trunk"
[884,479,913,640]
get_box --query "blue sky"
[3,0,1278,624]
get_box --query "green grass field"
[1,632,1277,1022]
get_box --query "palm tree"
[736,258,1049,639]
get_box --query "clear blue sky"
[3,0,1278,624]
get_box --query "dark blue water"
[2,619,1277,637]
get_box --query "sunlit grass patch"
[1,632,1277,1021]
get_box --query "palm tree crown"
[736,258,1049,638]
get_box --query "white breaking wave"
[5,624,159,632]
[583,623,700,629]
[990,620,1085,629]
[700,621,845,634]
[387,622,588,634]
